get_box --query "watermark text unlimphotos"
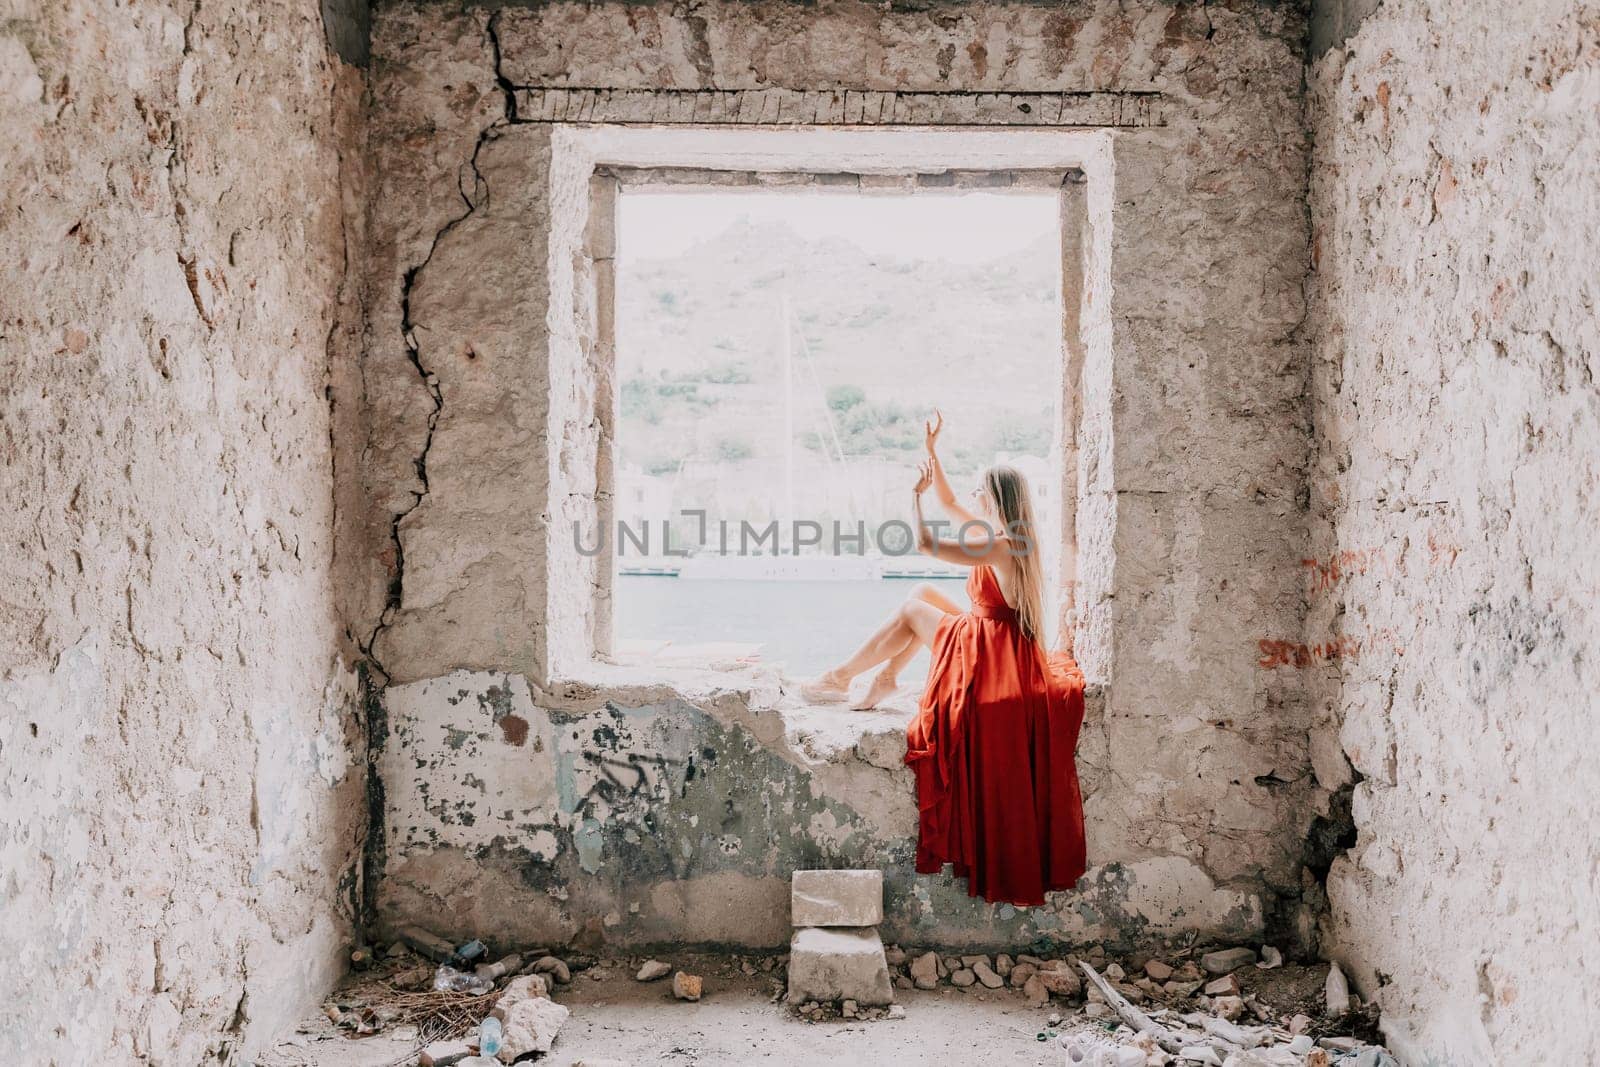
[574,510,1035,558]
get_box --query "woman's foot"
[852,669,900,710]
[799,670,850,704]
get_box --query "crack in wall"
[362,21,511,682]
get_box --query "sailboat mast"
[781,293,795,549]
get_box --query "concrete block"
[790,869,882,927]
[787,927,893,1006]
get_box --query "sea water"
[616,574,969,679]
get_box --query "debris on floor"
[307,932,584,1064]
[848,939,1393,1067]
[671,971,703,1001]
[273,927,1392,1066]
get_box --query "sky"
[618,189,1059,264]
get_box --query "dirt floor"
[263,961,1060,1066]
[258,951,1375,1067]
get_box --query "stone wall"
[1306,1,1600,1062]
[0,1,368,1061]
[360,0,1318,955]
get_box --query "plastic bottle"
[478,1016,504,1057]
[432,964,494,995]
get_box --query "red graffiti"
[1257,637,1361,669]
[1300,549,1390,591]
[1426,530,1462,569]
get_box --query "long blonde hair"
[983,464,1046,646]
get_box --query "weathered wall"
[361,0,1317,953]
[1306,1,1600,1062]
[0,1,369,1061]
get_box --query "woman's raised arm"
[924,410,982,528]
[913,459,1018,569]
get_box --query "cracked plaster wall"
[1,0,369,1061]
[357,0,1321,954]
[1306,1,1600,1063]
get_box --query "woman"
[803,411,1087,906]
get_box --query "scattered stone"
[1104,962,1125,981]
[1144,960,1174,981]
[1318,1036,1359,1051]
[959,954,990,970]
[1305,1051,1330,1067]
[672,971,703,1001]
[497,997,569,1061]
[1009,962,1037,988]
[1200,948,1257,976]
[533,956,571,984]
[419,1039,473,1067]
[1288,1014,1313,1035]
[892,974,913,990]
[385,941,410,959]
[1166,979,1203,998]
[488,974,551,1028]
[887,1004,906,1019]
[1256,946,1283,970]
[1017,954,1045,966]
[1036,961,1082,998]
[940,956,960,976]
[1083,1002,1111,1019]
[995,954,1013,977]
[951,968,976,987]
[1211,995,1244,1021]
[909,951,940,990]
[636,960,672,982]
[973,961,1004,989]
[791,869,883,928]
[1204,975,1240,997]
[397,925,457,963]
[1324,963,1351,1016]
[884,945,906,967]
[1024,976,1049,1008]
[787,928,893,1006]
[1046,1012,1061,1027]
[841,999,858,1018]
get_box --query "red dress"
[904,565,1087,906]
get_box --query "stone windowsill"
[551,646,919,772]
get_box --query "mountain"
[615,212,1061,509]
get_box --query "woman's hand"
[923,409,944,457]
[914,459,934,496]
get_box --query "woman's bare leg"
[854,584,963,709]
[805,584,958,705]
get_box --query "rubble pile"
[832,937,1392,1067]
[299,915,1392,1066]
